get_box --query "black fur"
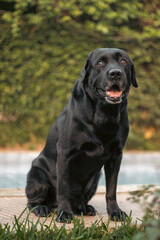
[26,48,138,223]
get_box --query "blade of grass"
[56,224,66,240]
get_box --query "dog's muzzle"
[96,84,124,104]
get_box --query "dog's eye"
[121,59,127,65]
[97,61,103,66]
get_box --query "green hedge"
[0,0,160,150]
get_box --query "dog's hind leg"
[72,172,101,216]
[26,167,57,217]
[84,172,101,215]
[84,172,101,201]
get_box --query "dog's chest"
[93,105,121,142]
[93,118,120,144]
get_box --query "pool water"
[0,152,160,188]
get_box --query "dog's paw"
[72,200,87,215]
[56,210,73,223]
[86,205,96,216]
[28,204,52,217]
[72,201,96,216]
[109,209,128,221]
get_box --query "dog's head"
[81,48,138,104]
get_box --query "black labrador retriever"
[26,48,138,223]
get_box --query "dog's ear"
[131,62,138,88]
[81,52,92,82]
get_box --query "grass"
[0,209,141,240]
[0,185,159,240]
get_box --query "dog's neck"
[95,102,121,122]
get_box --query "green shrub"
[0,0,160,149]
[129,185,160,240]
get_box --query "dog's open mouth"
[97,85,123,104]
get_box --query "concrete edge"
[97,184,160,193]
[0,185,159,197]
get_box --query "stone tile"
[0,190,144,230]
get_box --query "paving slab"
[0,187,148,230]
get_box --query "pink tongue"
[106,90,122,98]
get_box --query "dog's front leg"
[104,154,128,221]
[56,150,73,223]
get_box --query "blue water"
[0,152,160,188]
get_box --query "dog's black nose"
[108,69,122,78]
